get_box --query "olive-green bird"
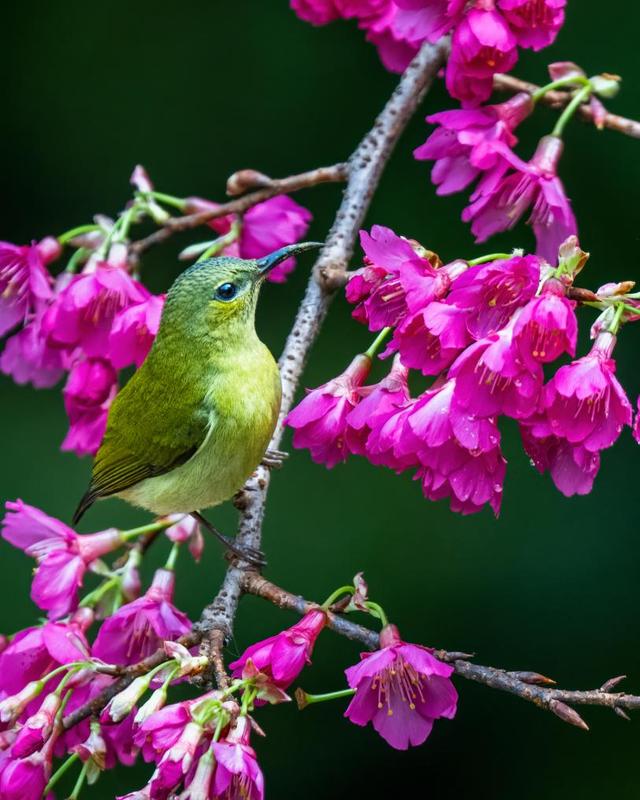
[74,242,322,561]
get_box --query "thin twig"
[493,73,640,138]
[131,164,349,255]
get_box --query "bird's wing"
[73,358,212,523]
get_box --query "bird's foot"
[262,448,289,470]
[191,512,266,568]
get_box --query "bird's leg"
[261,448,289,470]
[191,511,266,567]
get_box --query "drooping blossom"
[0,313,69,389]
[229,609,327,690]
[92,568,191,665]
[345,358,410,455]
[364,398,421,472]
[11,693,61,757]
[179,747,215,800]
[0,611,92,696]
[414,92,534,195]
[185,195,312,283]
[392,0,466,44]
[290,0,340,25]
[42,263,149,357]
[446,254,541,339]
[0,238,58,336]
[61,358,118,457]
[463,136,577,263]
[1,500,123,619]
[520,419,601,497]
[149,720,205,799]
[405,380,506,515]
[162,515,204,562]
[0,744,51,800]
[634,398,640,445]
[514,278,577,363]
[108,294,164,369]
[285,354,371,468]
[497,0,566,50]
[212,715,265,800]
[134,694,218,763]
[344,623,457,749]
[542,331,632,451]
[446,7,518,107]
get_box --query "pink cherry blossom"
[290,0,339,25]
[414,92,533,195]
[446,255,541,339]
[446,7,519,107]
[92,568,191,665]
[229,609,327,690]
[514,278,577,363]
[11,693,61,758]
[150,720,205,799]
[179,747,215,800]
[345,358,410,455]
[212,716,264,800]
[543,332,632,451]
[285,354,371,468]
[0,312,69,389]
[361,5,419,73]
[1,500,123,619]
[450,323,543,420]
[108,294,164,369]
[0,746,50,800]
[392,301,471,375]
[364,398,421,472]
[497,0,566,50]
[0,612,91,696]
[135,696,212,763]
[163,515,204,562]
[61,358,118,457]
[344,623,457,749]
[520,420,600,497]
[393,0,466,44]
[0,238,58,336]
[42,263,149,357]
[634,398,640,445]
[463,135,577,263]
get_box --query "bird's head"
[159,242,323,342]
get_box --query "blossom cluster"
[0,500,450,797]
[0,167,311,457]
[286,225,639,515]
[291,0,566,105]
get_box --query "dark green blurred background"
[2,1,639,797]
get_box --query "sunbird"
[74,242,322,562]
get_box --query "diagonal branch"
[493,73,640,138]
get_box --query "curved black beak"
[257,242,324,275]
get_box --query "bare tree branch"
[493,73,640,139]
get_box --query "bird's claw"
[262,448,289,470]
[227,545,267,568]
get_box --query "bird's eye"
[215,282,238,302]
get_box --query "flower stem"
[58,224,102,245]
[321,585,354,609]
[467,253,512,266]
[151,191,187,211]
[165,541,181,571]
[44,753,80,794]
[120,519,174,541]
[68,760,89,800]
[532,75,591,103]
[65,247,89,274]
[608,302,626,334]
[365,601,389,627]
[364,327,392,360]
[79,576,120,608]
[199,223,241,260]
[299,688,355,707]
[551,84,593,138]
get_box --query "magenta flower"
[0,613,91,696]
[514,278,577,363]
[290,0,339,25]
[543,332,632,451]
[392,0,466,44]
[450,323,543,420]
[61,358,118,457]
[212,716,265,800]
[229,609,327,690]
[42,263,149,357]
[344,623,457,749]
[285,354,371,468]
[392,301,471,375]
[179,747,215,800]
[364,398,421,473]
[634,398,640,445]
[190,195,312,283]
[0,747,50,800]
[447,255,540,339]
[0,313,70,389]
[108,294,164,369]
[0,238,58,336]
[92,568,191,665]
[520,421,600,497]
[163,514,204,562]
[150,720,205,799]
[414,92,533,196]
[346,358,410,455]
[497,0,566,50]
[463,136,577,264]
[1,500,123,619]
[135,695,213,762]
[446,7,518,107]
[11,693,61,758]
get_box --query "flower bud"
[101,675,151,723]
[590,73,621,99]
[226,169,273,196]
